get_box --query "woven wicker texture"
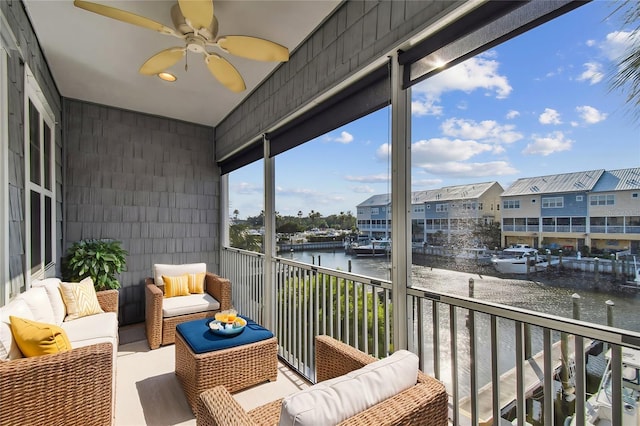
[145,272,232,349]
[96,289,119,314]
[0,342,113,426]
[196,335,449,426]
[176,332,278,414]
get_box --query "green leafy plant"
[63,239,128,291]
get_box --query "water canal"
[282,249,639,333]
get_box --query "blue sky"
[229,1,640,220]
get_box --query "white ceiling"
[23,0,341,127]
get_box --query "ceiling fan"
[73,0,289,92]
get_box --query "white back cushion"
[31,278,66,324]
[153,263,206,287]
[0,298,36,360]
[279,349,419,426]
[17,287,56,325]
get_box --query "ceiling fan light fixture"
[158,72,177,82]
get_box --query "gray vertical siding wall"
[1,0,63,295]
[63,99,219,324]
[215,0,462,160]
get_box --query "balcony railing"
[221,247,640,426]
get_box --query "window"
[436,203,448,212]
[24,66,56,281]
[371,208,379,215]
[542,197,564,208]
[590,194,615,206]
[632,193,638,199]
[531,199,536,203]
[503,200,520,209]
[576,195,583,202]
[426,205,431,209]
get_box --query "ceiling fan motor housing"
[171,3,218,39]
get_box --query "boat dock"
[459,336,588,425]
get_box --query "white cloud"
[412,52,511,116]
[351,185,375,194]
[411,99,443,117]
[539,108,562,125]
[506,110,520,119]
[344,174,389,183]
[600,30,639,62]
[440,118,523,144]
[418,161,518,178]
[411,178,443,188]
[577,62,604,85]
[586,39,596,47]
[576,105,608,124]
[522,131,573,156]
[412,138,493,165]
[326,131,354,144]
[233,182,262,194]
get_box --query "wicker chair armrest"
[341,375,448,426]
[205,273,232,311]
[0,343,113,426]
[96,289,119,314]
[197,386,255,426]
[315,335,377,382]
[145,278,164,350]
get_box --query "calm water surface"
[282,249,640,333]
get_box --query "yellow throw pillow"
[9,316,72,357]
[59,277,105,321]
[163,275,190,298]
[187,272,206,294]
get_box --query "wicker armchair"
[0,290,118,426]
[145,272,232,349]
[196,335,449,426]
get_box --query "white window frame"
[436,203,448,212]
[542,196,564,208]
[1,34,8,303]
[1,10,19,304]
[24,64,56,286]
[590,194,615,206]
[576,195,583,202]
[503,200,520,209]
[371,207,379,215]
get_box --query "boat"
[455,246,493,265]
[567,347,639,426]
[491,244,549,274]
[352,239,391,257]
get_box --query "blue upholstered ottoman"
[174,317,278,414]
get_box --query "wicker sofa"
[196,335,449,426]
[145,263,232,349]
[0,278,119,426]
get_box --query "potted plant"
[62,239,128,291]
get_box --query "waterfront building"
[500,167,640,254]
[356,194,391,240]
[356,182,503,245]
[412,182,504,246]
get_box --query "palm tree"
[609,0,640,122]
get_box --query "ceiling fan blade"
[178,0,214,32]
[139,48,185,75]
[74,0,178,36]
[217,36,289,62]
[205,54,246,93]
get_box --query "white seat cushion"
[153,263,206,287]
[61,312,119,344]
[279,349,419,426]
[161,293,220,318]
